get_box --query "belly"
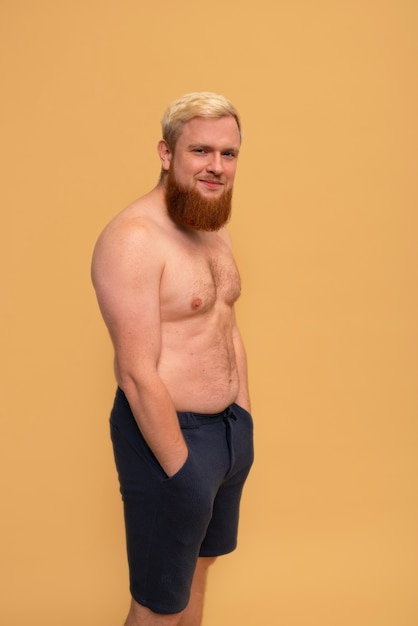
[158,328,240,412]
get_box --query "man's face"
[162,115,241,231]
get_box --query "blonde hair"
[161,91,241,148]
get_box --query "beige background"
[1,1,417,624]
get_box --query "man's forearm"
[232,327,251,412]
[120,374,188,477]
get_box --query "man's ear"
[157,139,172,172]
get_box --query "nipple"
[191,298,202,310]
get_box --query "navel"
[191,297,202,310]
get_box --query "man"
[91,92,254,626]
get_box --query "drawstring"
[176,405,238,477]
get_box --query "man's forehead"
[179,115,241,144]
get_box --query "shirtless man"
[91,92,254,626]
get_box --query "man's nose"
[206,152,224,175]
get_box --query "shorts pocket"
[161,447,213,528]
[163,447,192,484]
[110,420,174,482]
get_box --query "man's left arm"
[232,309,251,413]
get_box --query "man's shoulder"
[98,189,168,245]
[91,189,170,281]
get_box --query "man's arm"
[91,218,188,477]
[219,228,251,413]
[231,309,251,413]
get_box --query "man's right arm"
[91,218,188,477]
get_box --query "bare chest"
[160,243,241,319]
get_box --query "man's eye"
[194,148,206,154]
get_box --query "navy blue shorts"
[109,387,254,614]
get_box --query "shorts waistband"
[177,406,236,428]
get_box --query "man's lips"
[198,179,224,189]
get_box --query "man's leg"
[124,600,183,626]
[178,557,217,626]
[123,558,216,626]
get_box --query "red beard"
[165,169,233,231]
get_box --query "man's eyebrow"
[187,143,240,153]
[222,146,240,154]
[187,143,212,150]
